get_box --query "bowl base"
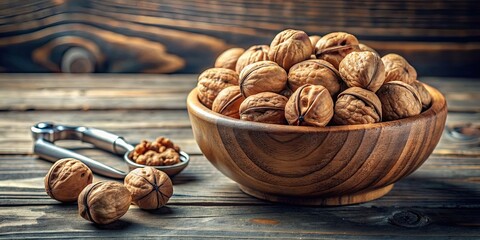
[238,184,394,206]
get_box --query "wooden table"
[0,74,479,239]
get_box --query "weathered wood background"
[0,0,479,76]
[0,74,479,238]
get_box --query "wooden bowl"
[186,85,447,205]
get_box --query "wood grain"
[0,0,478,76]
[186,85,448,205]
[0,74,478,238]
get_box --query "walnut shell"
[212,86,245,118]
[214,48,245,70]
[315,32,360,69]
[268,29,313,70]
[124,167,173,210]
[239,61,287,97]
[309,35,322,54]
[339,51,385,92]
[382,53,417,84]
[285,84,334,127]
[239,92,288,124]
[358,43,379,56]
[235,45,270,73]
[333,87,382,125]
[78,181,131,225]
[197,68,239,109]
[377,81,422,121]
[411,80,432,110]
[288,59,342,97]
[44,158,93,203]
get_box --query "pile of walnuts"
[198,29,432,126]
[44,158,174,225]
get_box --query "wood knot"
[61,47,95,73]
[388,210,429,228]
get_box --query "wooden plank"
[0,205,479,239]
[0,110,478,156]
[0,75,479,112]
[0,154,479,238]
[0,154,479,208]
[0,1,478,76]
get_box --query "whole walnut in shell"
[197,68,239,109]
[212,86,245,118]
[377,81,422,121]
[239,92,288,124]
[411,80,432,110]
[78,181,131,225]
[315,32,360,69]
[382,53,417,84]
[214,48,245,70]
[239,61,287,97]
[124,167,173,210]
[309,35,322,54]
[339,51,385,92]
[268,29,313,70]
[288,59,342,97]
[44,158,93,203]
[285,84,334,127]
[235,45,270,73]
[333,87,382,125]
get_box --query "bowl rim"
[187,83,447,133]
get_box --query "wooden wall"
[0,0,478,77]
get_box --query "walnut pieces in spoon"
[129,137,181,166]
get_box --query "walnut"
[214,48,245,70]
[339,51,385,92]
[309,35,322,54]
[44,158,93,203]
[78,181,131,225]
[287,59,342,97]
[285,84,334,127]
[411,80,432,110]
[268,29,313,70]
[377,81,422,121]
[315,32,360,69]
[235,45,270,73]
[239,92,288,124]
[197,68,239,109]
[358,43,379,56]
[124,167,173,210]
[239,61,287,97]
[279,86,294,99]
[333,87,382,125]
[212,86,245,119]
[382,53,417,84]
[129,137,181,166]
